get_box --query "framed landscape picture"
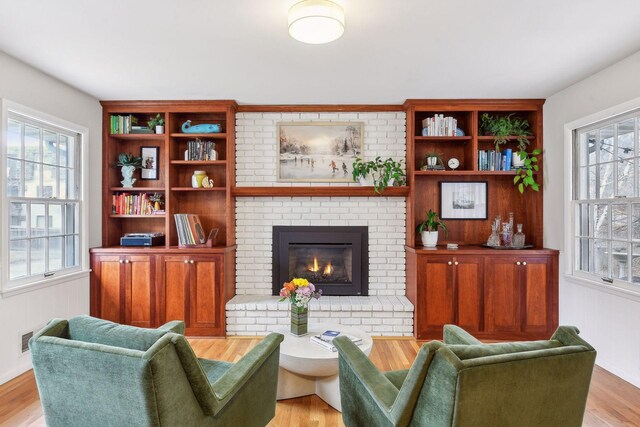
[440,181,488,219]
[140,146,159,180]
[277,122,364,182]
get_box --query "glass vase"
[290,304,309,336]
[487,221,500,247]
[513,224,525,248]
[501,222,513,247]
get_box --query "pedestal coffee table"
[274,323,373,412]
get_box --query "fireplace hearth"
[273,226,368,296]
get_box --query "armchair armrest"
[443,324,482,345]
[333,336,399,418]
[212,333,284,403]
[158,320,185,335]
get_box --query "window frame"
[565,96,640,297]
[1,99,90,296]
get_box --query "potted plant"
[148,114,165,134]
[416,209,448,247]
[420,152,444,170]
[114,153,142,188]
[352,156,406,194]
[513,148,542,193]
[480,113,532,161]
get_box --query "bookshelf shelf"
[171,187,227,192]
[415,136,472,142]
[109,214,166,218]
[170,133,227,139]
[109,187,165,192]
[108,134,165,140]
[170,160,227,166]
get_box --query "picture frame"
[277,122,364,182]
[140,146,159,180]
[440,181,488,219]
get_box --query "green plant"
[416,209,448,235]
[513,148,541,193]
[480,113,531,151]
[352,156,406,194]
[420,152,444,169]
[148,113,165,130]
[114,153,143,168]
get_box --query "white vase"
[120,165,136,188]
[155,125,164,134]
[421,230,439,248]
[358,176,374,186]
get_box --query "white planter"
[155,125,164,134]
[120,165,136,188]
[358,176,374,186]
[512,152,525,168]
[421,230,439,248]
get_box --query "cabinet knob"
[516,261,521,266]
[522,261,527,266]
[184,260,189,264]
[125,260,130,264]
[454,261,459,265]
[190,260,195,264]
[448,261,452,265]
[119,260,124,264]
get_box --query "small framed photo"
[140,146,159,180]
[440,181,488,219]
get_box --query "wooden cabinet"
[485,255,558,339]
[158,254,224,336]
[415,255,483,338]
[90,253,155,327]
[407,248,558,340]
[90,247,233,336]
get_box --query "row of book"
[185,139,218,161]
[109,115,153,134]
[174,214,207,245]
[421,114,458,136]
[112,193,158,215]
[478,149,515,171]
[309,330,363,352]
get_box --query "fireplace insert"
[272,226,368,296]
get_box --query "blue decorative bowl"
[455,128,465,136]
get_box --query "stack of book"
[186,139,217,161]
[174,214,207,245]
[421,115,458,136]
[112,193,156,215]
[478,148,513,171]
[309,330,363,352]
[109,115,153,134]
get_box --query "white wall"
[544,50,640,387]
[0,52,102,384]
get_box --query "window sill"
[0,269,91,298]
[563,273,640,303]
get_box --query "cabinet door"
[521,255,556,335]
[189,255,224,335]
[90,254,124,323]
[416,255,454,338]
[124,255,156,328]
[455,256,484,334]
[484,256,521,334]
[158,256,190,325]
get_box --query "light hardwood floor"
[1,338,639,426]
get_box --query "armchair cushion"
[68,315,169,351]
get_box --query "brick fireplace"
[226,110,414,336]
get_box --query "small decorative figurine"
[181,120,221,134]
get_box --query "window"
[2,101,86,292]
[573,109,640,290]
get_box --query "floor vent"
[21,331,33,353]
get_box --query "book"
[319,330,362,344]
[310,331,363,352]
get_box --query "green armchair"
[29,315,284,427]
[334,325,596,427]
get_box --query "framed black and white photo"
[140,146,159,180]
[440,181,488,219]
[277,122,364,182]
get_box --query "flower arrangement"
[279,278,322,307]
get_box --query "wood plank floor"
[1,338,639,426]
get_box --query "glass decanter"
[513,224,525,248]
[501,222,513,247]
[487,220,500,247]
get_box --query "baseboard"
[596,361,640,389]
[0,359,32,386]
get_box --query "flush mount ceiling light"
[288,0,345,44]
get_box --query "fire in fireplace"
[273,226,368,296]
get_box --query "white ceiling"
[1,0,639,104]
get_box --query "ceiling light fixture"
[288,0,345,44]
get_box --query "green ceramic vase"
[290,304,309,336]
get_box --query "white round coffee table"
[274,323,373,412]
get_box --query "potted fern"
[416,209,448,247]
[148,114,165,134]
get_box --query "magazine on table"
[309,330,363,352]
